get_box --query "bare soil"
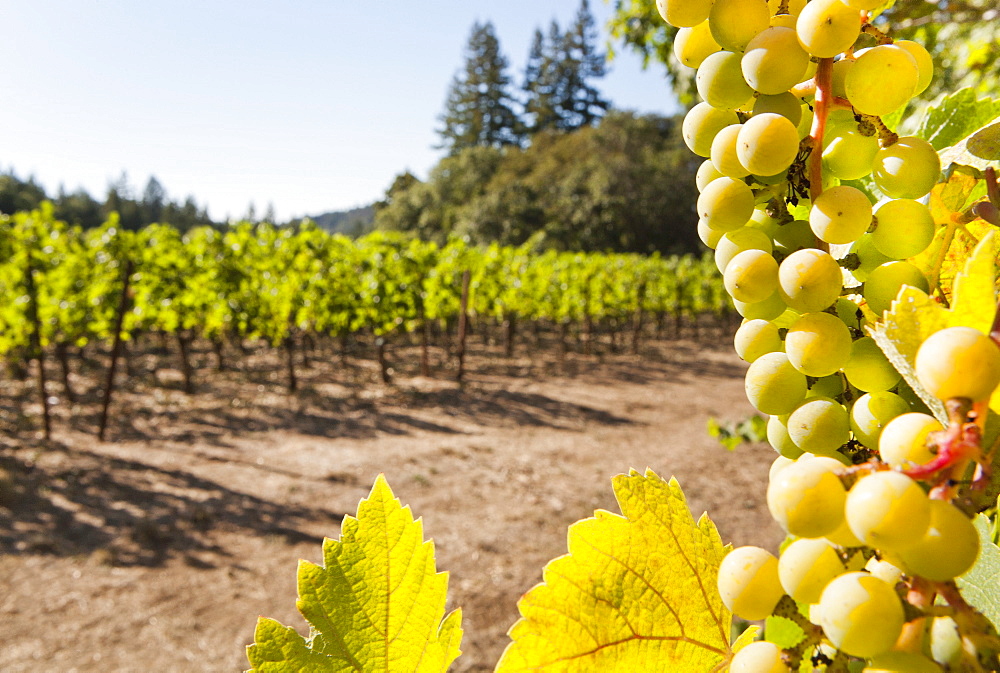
[0,327,784,672]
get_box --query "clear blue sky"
[2,1,679,222]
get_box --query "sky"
[2,1,679,223]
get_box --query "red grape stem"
[808,58,834,252]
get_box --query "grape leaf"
[495,469,734,672]
[246,474,463,673]
[956,515,1000,631]
[918,88,1000,151]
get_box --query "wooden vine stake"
[455,269,471,383]
[23,250,51,441]
[98,259,134,442]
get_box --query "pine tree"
[437,21,522,154]
[557,0,609,130]
[522,25,562,134]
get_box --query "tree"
[142,175,166,224]
[522,25,563,134]
[437,21,523,153]
[556,0,609,130]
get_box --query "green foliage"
[246,475,463,672]
[956,514,1000,631]
[707,415,767,452]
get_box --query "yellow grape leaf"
[872,232,999,426]
[246,474,463,673]
[495,469,734,672]
[912,171,993,300]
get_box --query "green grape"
[845,44,920,116]
[734,291,787,321]
[656,0,714,28]
[745,351,809,414]
[863,260,929,316]
[768,0,807,16]
[834,296,864,330]
[717,545,785,621]
[895,499,979,581]
[848,234,893,282]
[815,572,905,659]
[742,26,811,94]
[746,207,781,238]
[773,219,816,254]
[725,249,780,303]
[696,159,726,192]
[830,57,854,99]
[766,454,847,537]
[716,227,774,272]
[697,50,756,110]
[895,39,934,95]
[807,374,845,399]
[878,412,942,469]
[872,136,941,199]
[796,103,814,139]
[787,396,851,454]
[674,20,722,68]
[753,92,804,127]
[698,176,756,232]
[683,102,741,157]
[863,651,941,673]
[795,0,862,59]
[915,326,1000,402]
[711,123,751,179]
[778,248,844,313]
[849,391,909,449]
[809,185,873,245]
[698,218,724,248]
[767,413,804,458]
[845,470,931,551]
[843,336,901,392]
[822,121,879,180]
[730,641,789,673]
[735,318,784,363]
[785,312,852,376]
[737,113,801,177]
[778,538,847,604]
[709,0,771,53]
[871,199,935,259]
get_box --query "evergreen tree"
[522,25,562,134]
[556,0,609,130]
[437,21,522,153]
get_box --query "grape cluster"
[657,0,1000,668]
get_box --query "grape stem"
[807,58,834,252]
[859,114,899,147]
[861,22,894,45]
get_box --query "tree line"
[375,1,702,255]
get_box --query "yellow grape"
[815,572,905,659]
[742,26,811,95]
[698,177,756,232]
[697,50,756,110]
[717,545,785,620]
[716,227,774,272]
[863,260,929,316]
[786,395,851,454]
[753,92,804,127]
[863,651,941,673]
[734,292,787,321]
[683,102,740,157]
[737,113,801,177]
[822,121,879,180]
[842,337,900,393]
[709,0,771,53]
[894,499,979,581]
[745,351,808,415]
[711,123,751,178]
[915,326,1000,402]
[845,44,919,116]
[778,538,846,604]
[845,470,931,551]
[674,21,722,68]
[895,39,934,95]
[766,454,847,537]
[878,412,942,469]
[809,185,873,245]
[656,0,714,28]
[871,199,935,259]
[778,248,844,313]
[872,136,941,199]
[796,0,862,59]
[730,641,789,673]
[785,311,852,377]
[849,391,909,449]
[767,413,804,459]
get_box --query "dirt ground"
[0,327,785,672]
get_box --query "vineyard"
[0,205,730,439]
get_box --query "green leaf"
[968,122,1000,161]
[764,615,805,650]
[918,88,1000,151]
[956,514,1000,631]
[495,470,734,672]
[246,474,463,673]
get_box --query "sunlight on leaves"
[956,515,1000,631]
[246,474,463,673]
[495,469,734,672]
